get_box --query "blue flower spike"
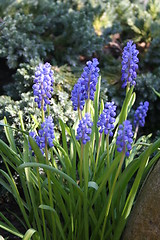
[29,115,55,155]
[134,101,149,128]
[71,79,85,111]
[76,113,93,144]
[33,62,54,111]
[71,58,99,111]
[121,40,139,88]
[81,58,100,101]
[97,101,117,137]
[116,120,133,157]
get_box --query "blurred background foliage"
[0,0,160,144]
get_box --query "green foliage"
[135,72,160,134]
[1,0,160,141]
[0,12,53,69]
[135,72,160,104]
[145,36,160,66]
[3,59,40,99]
[0,58,160,239]
[0,0,103,70]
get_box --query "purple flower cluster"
[71,58,99,111]
[33,62,54,111]
[76,113,93,144]
[29,116,55,155]
[121,40,139,88]
[134,101,149,127]
[97,102,117,137]
[71,79,85,111]
[116,120,133,157]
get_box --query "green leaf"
[119,86,134,124]
[23,229,39,240]
[0,120,28,135]
[113,138,160,239]
[152,87,160,97]
[88,181,99,190]
[93,76,101,151]
[19,162,83,197]
[29,136,46,164]
[59,118,69,155]
[0,221,23,238]
[70,128,81,159]
[0,169,30,228]
[39,205,65,240]
[0,139,22,165]
[53,140,72,170]
[0,212,19,232]
[91,153,123,207]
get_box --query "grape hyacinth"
[97,102,117,137]
[116,120,133,157]
[134,101,149,127]
[29,116,55,155]
[121,40,139,88]
[33,62,54,111]
[71,58,99,111]
[76,113,93,144]
[71,79,85,111]
[81,58,99,101]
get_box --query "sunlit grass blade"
[0,212,21,232]
[23,228,40,240]
[0,221,23,238]
[3,117,17,152]
[152,87,160,97]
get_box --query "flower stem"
[36,161,47,240]
[41,99,45,122]
[106,134,110,169]
[126,82,130,94]
[134,124,139,142]
[93,133,102,178]
[80,141,83,188]
[45,138,56,237]
[78,107,82,120]
[86,99,90,113]
[101,151,125,240]
[83,143,89,240]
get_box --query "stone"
[122,160,160,240]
